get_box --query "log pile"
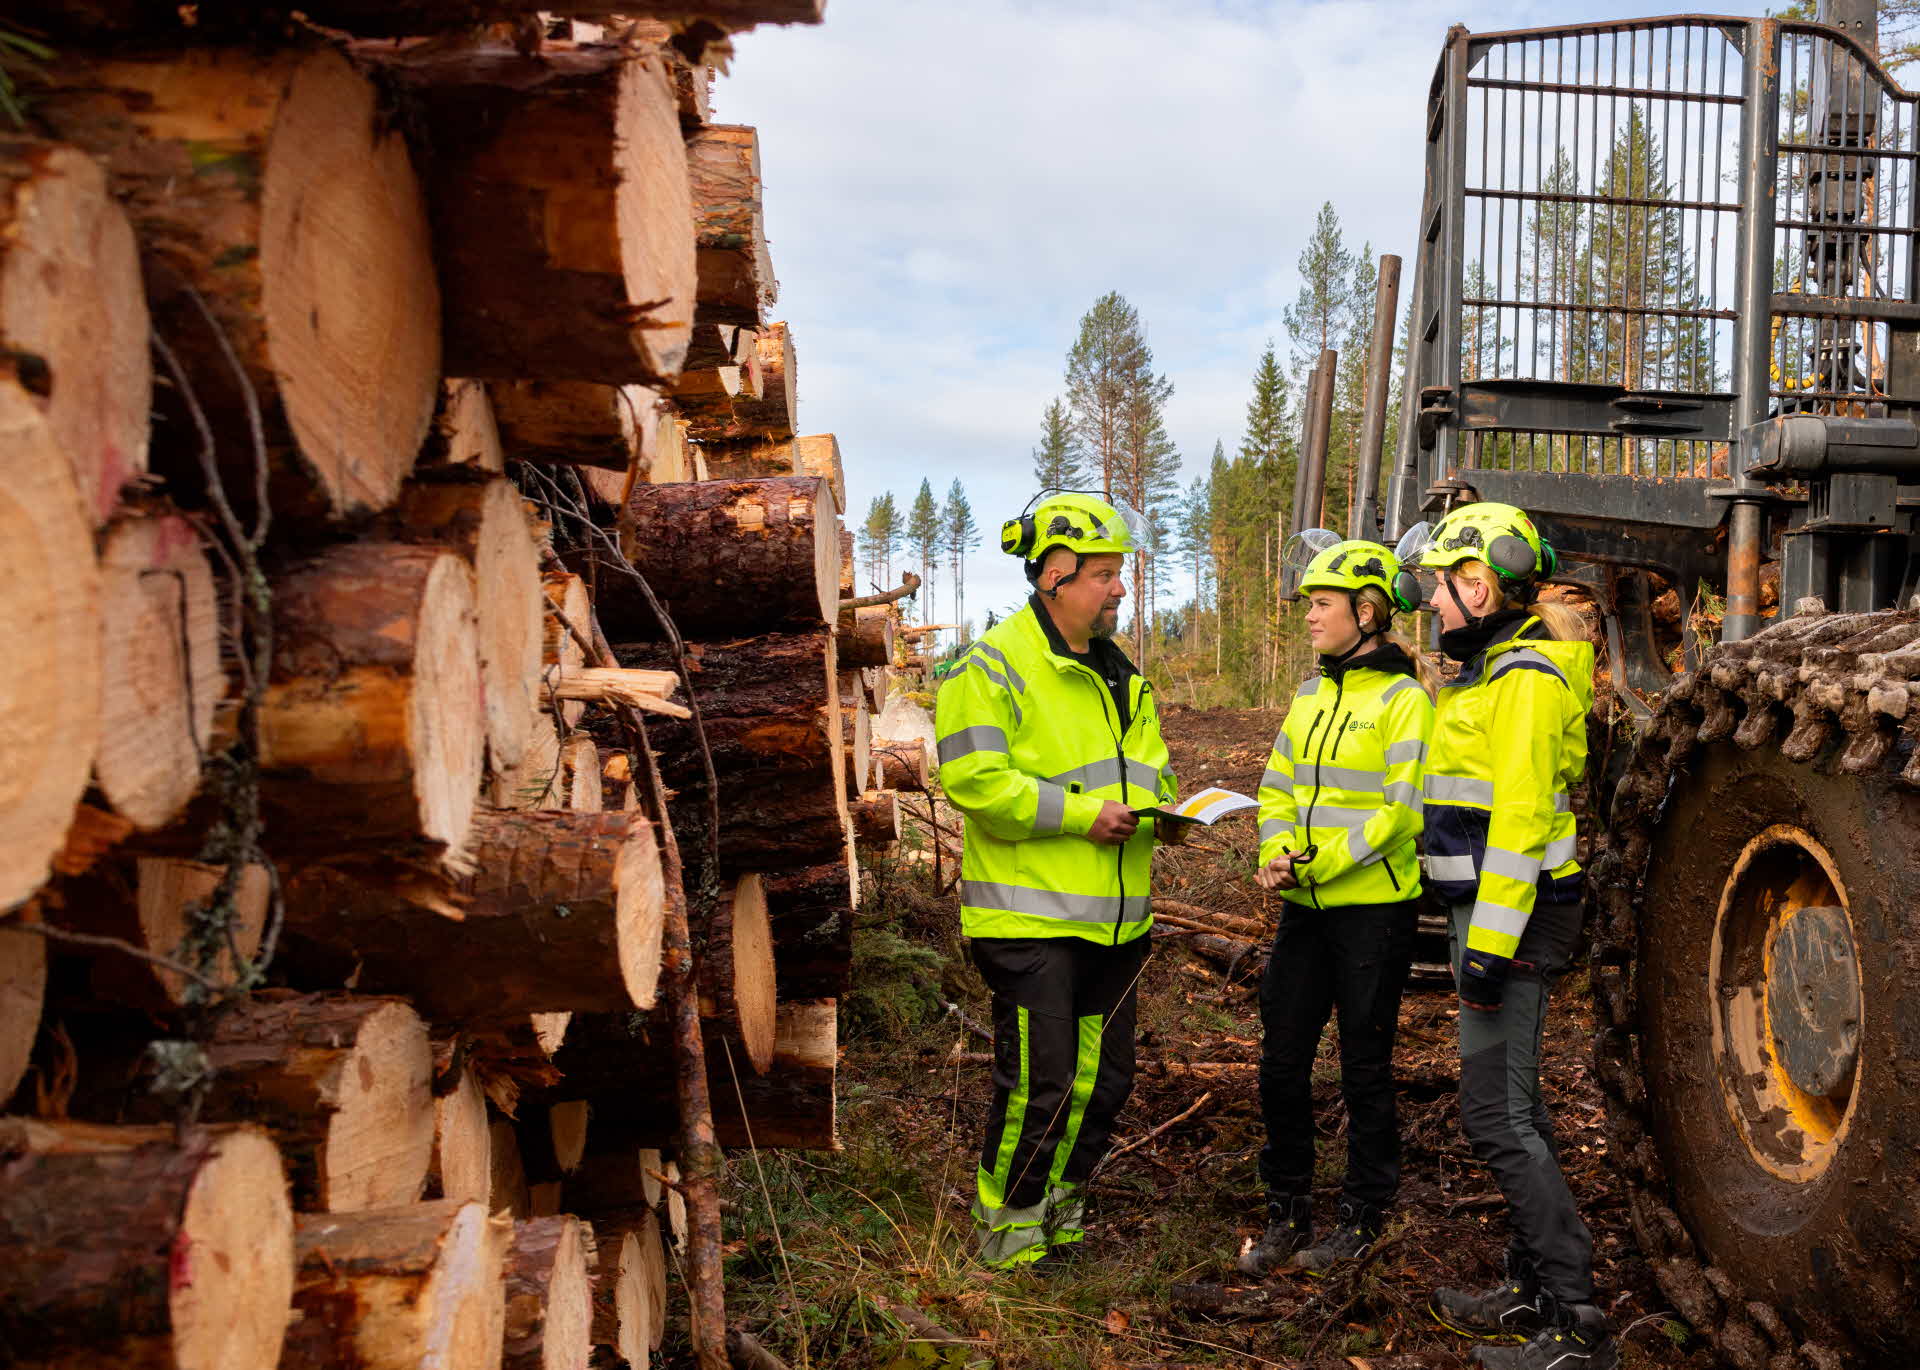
[0,5,902,1368]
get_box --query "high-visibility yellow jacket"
[935,599,1175,945]
[1257,645,1434,907]
[1423,616,1595,959]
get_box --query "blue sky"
[716,0,1676,630]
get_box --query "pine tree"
[941,479,980,638]
[1064,292,1148,497]
[1284,201,1358,375]
[906,479,941,620]
[1173,469,1213,651]
[862,493,901,587]
[1031,397,1085,490]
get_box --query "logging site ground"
[714,707,1704,1370]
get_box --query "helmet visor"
[1279,528,1342,599]
[1393,522,1440,604]
[1091,499,1150,552]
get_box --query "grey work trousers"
[1449,899,1594,1304]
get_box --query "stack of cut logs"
[0,3,934,1368]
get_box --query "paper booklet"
[1131,786,1260,826]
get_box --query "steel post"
[1726,17,1782,642]
[1353,255,1403,540]
[1303,347,1338,531]
[1291,361,1322,536]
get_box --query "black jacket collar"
[1029,593,1139,682]
[1318,639,1417,684]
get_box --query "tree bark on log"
[378,42,692,385]
[852,790,900,849]
[27,2,826,40]
[417,379,505,475]
[388,478,544,773]
[197,992,434,1213]
[0,1122,294,1370]
[504,1216,592,1370]
[30,46,439,528]
[697,435,794,483]
[582,476,838,639]
[260,543,484,856]
[429,1059,492,1204]
[614,632,832,785]
[283,1200,506,1370]
[0,137,149,525]
[837,602,894,667]
[93,510,220,830]
[678,773,847,874]
[282,809,666,1019]
[488,380,648,470]
[764,862,855,1001]
[0,375,101,909]
[688,124,774,329]
[538,1000,837,1148]
[839,526,856,598]
[0,920,47,1107]
[873,738,932,792]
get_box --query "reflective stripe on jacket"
[1423,616,1595,958]
[1257,655,1434,907]
[935,603,1175,944]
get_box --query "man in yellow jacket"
[935,491,1177,1269]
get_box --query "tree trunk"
[282,1201,506,1370]
[429,1059,492,1204]
[836,604,895,671]
[681,321,795,442]
[549,1001,838,1149]
[0,138,150,525]
[0,1122,294,1370]
[0,920,47,1107]
[688,125,774,329]
[503,1216,592,1370]
[28,2,826,40]
[417,379,505,475]
[260,543,484,856]
[873,737,932,792]
[0,376,101,910]
[55,856,271,1012]
[30,46,439,528]
[94,509,221,830]
[764,861,855,1001]
[487,380,649,470]
[388,478,544,772]
[194,992,435,1213]
[614,632,832,785]
[581,476,839,639]
[705,875,776,1074]
[589,1219,666,1363]
[282,809,666,1019]
[852,790,900,849]
[377,43,692,385]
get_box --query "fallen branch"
[1148,910,1257,941]
[726,1329,790,1370]
[1152,898,1265,940]
[842,573,921,610]
[869,1296,988,1352]
[1101,1091,1215,1166]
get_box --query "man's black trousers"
[1448,898,1594,1304]
[1256,898,1417,1211]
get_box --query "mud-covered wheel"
[1593,607,1920,1370]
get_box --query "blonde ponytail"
[1453,560,1591,643]
[1355,585,1440,699]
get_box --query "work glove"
[1458,948,1510,1012]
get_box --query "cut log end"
[136,857,270,1006]
[432,1061,492,1204]
[504,1215,591,1370]
[173,1127,298,1370]
[0,922,48,1106]
[615,816,667,1011]
[0,376,101,908]
[717,874,776,1075]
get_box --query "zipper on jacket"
[1300,672,1345,912]
[1066,657,1131,945]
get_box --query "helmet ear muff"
[1486,533,1537,581]
[1391,569,1420,613]
[1000,514,1038,559]
[1539,540,1558,578]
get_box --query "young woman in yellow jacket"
[1238,535,1435,1278]
[1405,502,1615,1370]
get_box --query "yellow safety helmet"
[1001,490,1144,578]
[1283,530,1420,612]
[1399,501,1557,587]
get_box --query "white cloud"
[715,0,1578,624]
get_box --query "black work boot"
[1430,1244,1548,1343]
[1291,1199,1381,1277]
[1471,1298,1617,1370]
[1235,1195,1312,1276]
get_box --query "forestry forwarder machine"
[1378,4,1920,1367]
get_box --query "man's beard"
[1091,605,1121,639]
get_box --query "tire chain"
[1589,601,1920,1370]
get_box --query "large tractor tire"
[1590,605,1920,1370]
